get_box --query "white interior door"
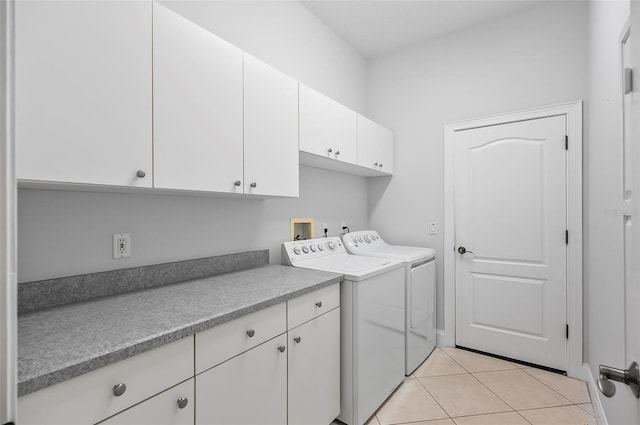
[454,115,568,370]
[619,14,640,421]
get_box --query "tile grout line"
[412,375,454,421]
[438,347,474,374]
[411,348,593,424]
[423,349,523,420]
[462,372,535,425]
[466,369,519,412]
[418,371,535,425]
[471,370,576,411]
[373,376,452,425]
[519,367,593,410]
[515,404,597,425]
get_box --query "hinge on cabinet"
[566,230,569,244]
[566,324,569,339]
[565,135,568,150]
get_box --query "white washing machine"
[282,237,405,425]
[342,230,436,375]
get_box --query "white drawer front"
[195,302,286,374]
[18,337,194,425]
[100,379,194,425]
[287,284,340,330]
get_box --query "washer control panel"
[282,237,345,264]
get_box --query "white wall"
[17,1,369,283]
[157,0,367,112]
[366,1,589,330]
[585,1,633,423]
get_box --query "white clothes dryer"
[342,230,436,375]
[282,237,405,425]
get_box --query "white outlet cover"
[113,233,131,259]
[429,222,438,235]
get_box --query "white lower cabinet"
[18,337,194,425]
[18,286,340,425]
[196,334,288,425]
[100,379,194,425]
[288,307,341,425]
[194,283,341,425]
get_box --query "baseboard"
[436,329,447,346]
[583,363,608,425]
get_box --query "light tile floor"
[365,347,595,425]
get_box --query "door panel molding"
[443,101,583,378]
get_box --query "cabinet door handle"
[327,148,333,153]
[379,163,383,168]
[315,301,323,308]
[246,329,255,337]
[335,150,340,155]
[136,170,146,178]
[250,182,257,188]
[277,345,286,353]
[234,180,241,187]
[177,397,189,409]
[112,383,127,397]
[294,336,301,344]
[374,162,379,166]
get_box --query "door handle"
[598,361,640,398]
[457,246,474,255]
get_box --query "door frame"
[0,0,17,422]
[443,101,583,378]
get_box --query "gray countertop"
[18,265,342,397]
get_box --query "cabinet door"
[357,114,394,175]
[196,334,287,425]
[299,85,357,164]
[153,3,243,193]
[288,308,340,425]
[243,55,299,197]
[100,379,194,425]
[378,132,394,175]
[15,0,152,187]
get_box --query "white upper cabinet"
[357,114,394,175]
[243,55,299,197]
[15,0,153,187]
[153,3,244,193]
[299,84,357,164]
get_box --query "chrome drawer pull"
[112,383,127,397]
[177,397,189,409]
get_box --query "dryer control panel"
[342,230,385,253]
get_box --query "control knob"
[293,246,301,255]
[310,245,317,252]
[357,237,364,243]
[327,241,336,250]
[317,244,324,251]
[302,246,309,254]
[364,235,371,243]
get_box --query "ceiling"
[301,0,542,58]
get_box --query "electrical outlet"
[429,222,438,235]
[341,221,348,234]
[113,233,131,259]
